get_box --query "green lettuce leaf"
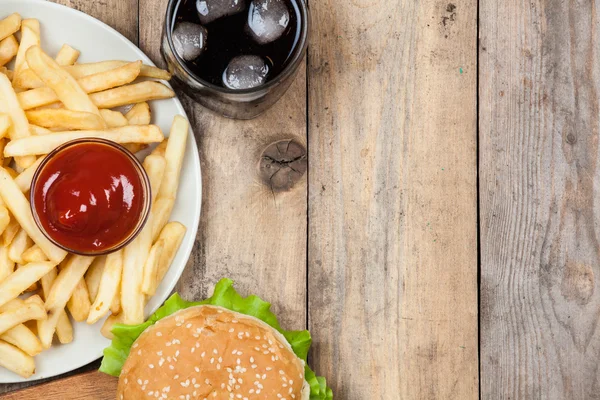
[100,278,333,399]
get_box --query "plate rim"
[0,0,202,384]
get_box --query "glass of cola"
[162,0,310,119]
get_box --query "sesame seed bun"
[117,305,310,400]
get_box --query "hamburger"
[101,279,332,400]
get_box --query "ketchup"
[32,141,147,254]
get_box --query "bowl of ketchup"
[30,138,151,256]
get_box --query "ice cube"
[246,0,290,45]
[172,22,207,61]
[196,0,246,24]
[222,55,270,90]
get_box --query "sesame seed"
[169,365,175,370]
[174,375,179,379]
[251,364,257,369]
[229,328,235,333]
[149,364,154,369]
[213,349,218,354]
[137,379,142,385]
[186,323,192,328]
[195,366,200,372]
[157,351,163,356]
[210,358,215,364]
[156,332,162,337]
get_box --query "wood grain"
[480,1,600,398]
[0,370,116,400]
[307,0,478,398]
[49,0,138,44]
[139,0,308,332]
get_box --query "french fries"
[143,155,166,204]
[85,256,106,302]
[45,255,93,312]
[22,244,47,263]
[25,46,106,127]
[0,340,35,378]
[87,250,122,324]
[0,167,67,263]
[101,313,123,340]
[0,35,18,67]
[0,14,20,43]
[26,109,107,130]
[7,229,32,264]
[0,138,6,166]
[17,61,142,110]
[1,216,19,247]
[0,324,42,357]
[14,155,45,192]
[14,60,169,89]
[13,19,39,76]
[158,115,188,199]
[66,278,91,322]
[90,81,175,108]
[0,73,36,168]
[99,109,128,128]
[0,67,12,81]
[0,113,10,140]
[153,222,186,293]
[141,239,164,296]
[39,267,72,344]
[54,44,80,66]
[0,262,55,308]
[121,237,146,325]
[152,201,175,244]
[0,205,9,237]
[4,125,164,157]
[126,102,151,125]
[0,295,46,336]
[0,244,14,283]
[0,13,191,378]
[41,255,93,348]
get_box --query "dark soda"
[170,0,302,89]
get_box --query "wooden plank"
[139,0,308,331]
[480,1,600,398]
[0,0,137,395]
[307,0,477,398]
[0,370,116,400]
[50,0,138,44]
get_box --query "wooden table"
[2,0,596,399]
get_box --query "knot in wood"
[259,140,307,192]
[561,262,594,306]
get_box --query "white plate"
[0,0,202,383]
